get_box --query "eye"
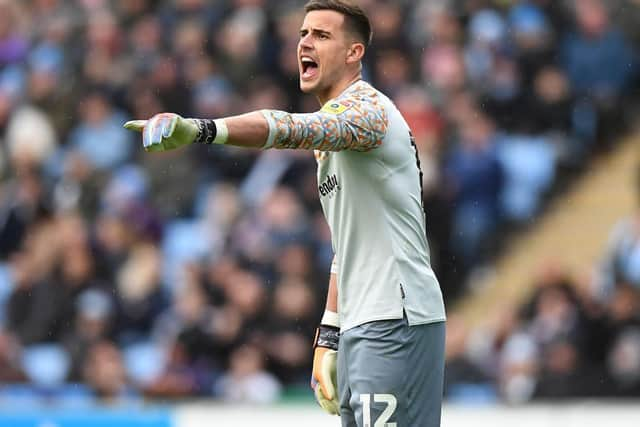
[319,33,329,40]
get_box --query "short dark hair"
[304,0,372,46]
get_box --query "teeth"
[301,57,316,63]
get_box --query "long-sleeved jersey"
[261,80,446,331]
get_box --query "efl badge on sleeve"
[321,100,353,115]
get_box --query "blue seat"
[123,341,167,386]
[446,383,499,404]
[0,384,41,407]
[21,343,71,387]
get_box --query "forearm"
[325,272,338,313]
[222,112,271,149]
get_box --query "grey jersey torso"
[316,82,446,331]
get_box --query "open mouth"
[301,56,319,80]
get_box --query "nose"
[299,33,313,50]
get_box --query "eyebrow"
[299,27,332,37]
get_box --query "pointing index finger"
[123,120,147,132]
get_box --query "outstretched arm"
[124,94,387,152]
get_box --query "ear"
[346,42,365,65]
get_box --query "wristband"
[194,119,228,145]
[330,258,338,274]
[213,119,228,144]
[321,310,340,328]
[313,324,339,351]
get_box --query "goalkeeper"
[125,0,446,426]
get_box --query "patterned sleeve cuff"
[260,110,277,149]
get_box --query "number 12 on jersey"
[360,393,397,427]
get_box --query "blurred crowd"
[446,178,640,401]
[0,0,639,404]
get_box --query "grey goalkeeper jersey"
[262,80,446,331]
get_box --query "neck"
[316,71,362,106]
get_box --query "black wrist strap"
[194,119,217,144]
[313,324,339,351]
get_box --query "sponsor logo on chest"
[319,173,340,198]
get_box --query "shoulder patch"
[321,100,353,115]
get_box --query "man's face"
[298,10,352,97]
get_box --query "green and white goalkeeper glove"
[311,311,340,415]
[124,113,223,152]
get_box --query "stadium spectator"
[67,90,133,172]
[444,111,503,266]
[82,340,137,402]
[597,209,640,300]
[561,0,637,144]
[263,274,317,384]
[214,343,282,404]
[0,331,26,383]
[0,0,28,68]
